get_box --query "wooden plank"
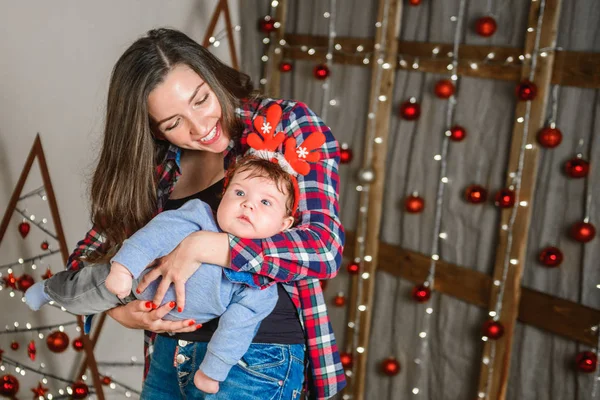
[220,0,239,70]
[283,34,600,88]
[202,0,224,48]
[344,1,402,399]
[264,0,288,98]
[344,231,600,347]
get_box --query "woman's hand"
[106,300,201,333]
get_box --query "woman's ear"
[280,215,295,231]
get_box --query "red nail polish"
[195,324,203,330]
[145,301,152,309]
[177,307,183,313]
[169,301,176,308]
[136,288,141,294]
[188,320,195,327]
[152,303,158,310]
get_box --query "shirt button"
[176,354,186,364]
[178,340,188,347]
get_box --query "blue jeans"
[141,335,305,399]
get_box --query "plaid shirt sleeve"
[66,225,106,270]
[228,101,345,284]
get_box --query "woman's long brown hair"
[85,28,256,263]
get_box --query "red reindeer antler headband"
[246,103,325,214]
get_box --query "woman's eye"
[195,93,209,106]
[164,118,180,132]
[235,190,245,196]
[261,199,271,206]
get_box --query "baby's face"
[217,170,294,239]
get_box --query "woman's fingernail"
[135,288,141,294]
[145,301,152,309]
[188,320,196,327]
[195,324,203,330]
[169,301,176,308]
[177,307,183,313]
[152,303,158,310]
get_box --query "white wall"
[0,1,239,398]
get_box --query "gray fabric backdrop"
[239,1,599,399]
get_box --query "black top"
[161,179,305,344]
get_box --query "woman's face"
[148,64,230,153]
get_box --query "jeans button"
[278,380,284,386]
[176,354,186,364]
[178,340,188,347]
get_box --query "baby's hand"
[105,262,134,299]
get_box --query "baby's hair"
[224,155,296,216]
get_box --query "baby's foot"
[24,282,51,311]
[105,262,133,298]
[193,369,220,394]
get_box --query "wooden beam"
[344,232,600,347]
[344,1,402,399]
[264,1,288,97]
[282,34,600,89]
[202,0,224,48]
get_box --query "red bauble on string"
[575,351,598,373]
[381,357,401,376]
[408,0,422,5]
[537,126,563,148]
[570,221,596,243]
[102,376,112,386]
[404,193,425,213]
[0,374,19,397]
[258,16,276,34]
[10,341,19,351]
[538,246,563,267]
[340,352,353,368]
[399,100,421,120]
[494,188,516,208]
[482,320,504,340]
[279,61,293,73]
[434,79,455,99]
[465,185,488,204]
[18,221,31,238]
[31,382,49,398]
[347,262,360,275]
[475,16,497,37]
[27,340,36,361]
[41,241,50,250]
[340,145,353,164]
[73,337,85,352]
[411,284,431,303]
[313,64,330,80]
[47,331,69,353]
[17,274,34,292]
[564,157,590,178]
[516,80,537,101]
[333,293,346,307]
[71,381,89,399]
[2,273,17,290]
[448,125,467,141]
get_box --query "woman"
[67,28,345,399]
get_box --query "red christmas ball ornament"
[17,274,34,292]
[279,61,293,73]
[73,337,85,352]
[408,0,422,5]
[0,374,19,397]
[71,381,89,399]
[411,284,431,303]
[399,99,421,120]
[575,351,598,373]
[258,16,276,34]
[464,185,488,204]
[340,352,353,369]
[18,221,31,238]
[340,145,353,164]
[494,188,516,208]
[41,241,49,250]
[347,262,360,275]
[381,357,401,376]
[538,246,563,267]
[10,341,19,351]
[2,272,17,290]
[46,331,69,353]
[570,221,596,243]
[516,80,537,101]
[434,79,455,99]
[31,382,49,398]
[27,340,36,361]
[313,64,330,80]
[404,193,425,213]
[475,16,497,37]
[482,320,504,340]
[447,125,467,141]
[333,293,346,307]
[102,376,112,385]
[42,268,53,280]
[537,126,563,148]
[564,157,590,178]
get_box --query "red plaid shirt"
[67,98,346,399]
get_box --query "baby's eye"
[235,190,245,196]
[261,199,271,206]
